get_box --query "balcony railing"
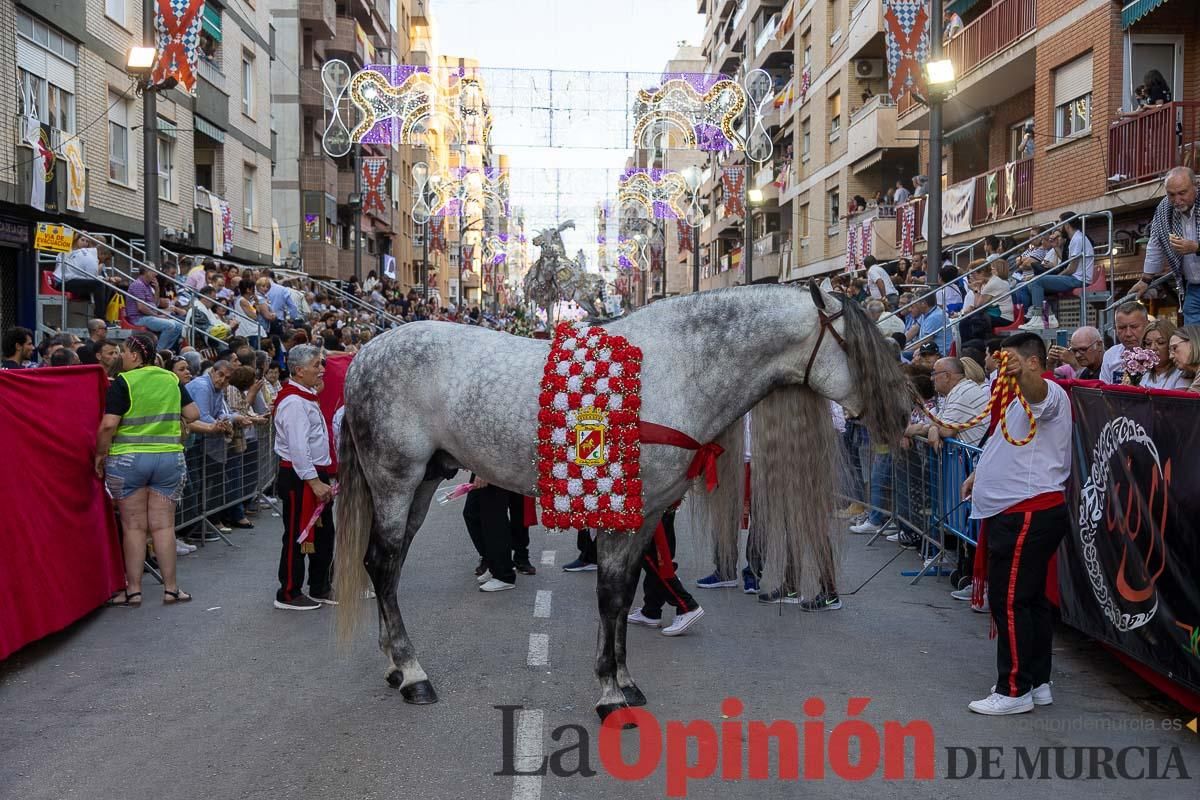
[970,157,1033,226]
[894,196,927,248]
[197,57,225,91]
[945,0,1036,80]
[1107,101,1200,189]
[753,230,782,257]
[754,14,780,57]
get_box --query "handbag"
[105,293,125,323]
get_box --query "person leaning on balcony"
[1132,167,1200,325]
[95,333,203,607]
[942,10,964,42]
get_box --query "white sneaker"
[850,520,882,534]
[950,585,974,601]
[662,606,704,637]
[626,607,662,627]
[1018,314,1044,331]
[886,531,901,542]
[992,682,1053,705]
[1048,313,1060,329]
[971,597,990,613]
[476,569,492,583]
[478,578,515,592]
[175,540,193,555]
[968,691,1034,715]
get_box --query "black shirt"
[0,359,25,370]
[1078,366,1100,382]
[105,373,194,416]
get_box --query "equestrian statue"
[334,283,909,721]
[522,220,609,320]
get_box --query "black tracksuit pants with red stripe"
[277,466,334,602]
[639,510,699,619]
[985,503,1068,698]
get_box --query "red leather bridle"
[802,305,847,387]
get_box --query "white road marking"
[527,633,549,667]
[540,550,556,566]
[511,708,544,800]
[533,590,552,619]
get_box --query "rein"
[922,351,1038,446]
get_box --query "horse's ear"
[808,279,827,310]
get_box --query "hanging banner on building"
[429,217,446,253]
[899,201,917,258]
[883,0,930,102]
[1057,384,1200,696]
[271,219,282,266]
[676,219,692,254]
[984,170,999,221]
[361,157,389,217]
[721,166,745,218]
[62,139,86,213]
[922,179,974,238]
[152,0,206,94]
[1004,161,1018,216]
[220,200,234,254]
[382,253,396,279]
[24,114,49,212]
[861,217,874,263]
[845,221,861,272]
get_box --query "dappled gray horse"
[335,283,908,720]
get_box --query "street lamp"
[745,188,765,285]
[924,0,957,293]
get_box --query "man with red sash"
[273,343,335,611]
[961,332,1072,715]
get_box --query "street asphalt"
[1,489,1196,800]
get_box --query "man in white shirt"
[52,235,114,319]
[913,358,990,448]
[273,344,334,611]
[961,333,1072,716]
[1021,212,1094,329]
[1131,167,1200,324]
[1099,301,1149,383]
[864,256,899,308]
[893,180,911,205]
[866,299,906,337]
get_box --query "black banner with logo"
[1058,383,1200,695]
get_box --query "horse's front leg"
[594,523,653,722]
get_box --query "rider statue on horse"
[523,220,610,321]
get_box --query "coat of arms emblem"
[573,407,608,466]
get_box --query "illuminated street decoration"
[350,65,443,146]
[617,166,705,227]
[632,73,745,152]
[320,60,353,158]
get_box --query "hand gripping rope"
[922,351,1038,447]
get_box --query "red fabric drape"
[0,365,124,660]
[319,353,353,472]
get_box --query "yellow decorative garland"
[924,351,1038,446]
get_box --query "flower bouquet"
[1120,346,1159,385]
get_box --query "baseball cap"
[918,343,941,356]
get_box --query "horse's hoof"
[620,685,648,707]
[385,669,402,688]
[401,679,439,704]
[596,703,637,728]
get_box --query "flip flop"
[106,591,142,607]
[163,589,192,604]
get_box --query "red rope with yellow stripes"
[922,351,1038,446]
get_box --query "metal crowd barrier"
[175,421,278,546]
[841,421,983,586]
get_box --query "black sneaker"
[798,592,843,612]
[310,591,339,606]
[514,561,537,576]
[562,558,598,572]
[757,588,801,604]
[897,531,921,549]
[474,559,488,577]
[273,595,322,611]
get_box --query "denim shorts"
[105,451,187,501]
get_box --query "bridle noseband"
[802,306,847,386]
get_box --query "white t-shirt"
[867,265,897,299]
[876,312,906,337]
[970,381,1072,519]
[1141,368,1189,390]
[1068,229,1095,284]
[53,248,101,281]
[981,275,1014,320]
[1100,344,1125,384]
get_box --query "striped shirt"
[936,378,990,446]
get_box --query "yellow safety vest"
[110,366,184,454]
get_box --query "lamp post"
[925,0,956,293]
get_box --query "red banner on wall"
[0,366,124,660]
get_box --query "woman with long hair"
[1140,320,1187,390]
[94,334,208,605]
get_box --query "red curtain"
[0,365,124,660]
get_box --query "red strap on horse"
[639,421,725,492]
[523,495,538,528]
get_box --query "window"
[108,90,130,184]
[829,92,842,138]
[799,203,810,238]
[243,166,257,229]
[1053,52,1092,140]
[801,118,811,158]
[157,135,175,201]
[801,29,812,67]
[16,12,77,141]
[829,0,844,44]
[828,189,840,231]
[241,54,254,116]
[105,0,124,25]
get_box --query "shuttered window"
[1053,52,1093,138]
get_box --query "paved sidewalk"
[0,497,1194,800]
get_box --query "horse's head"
[798,282,909,446]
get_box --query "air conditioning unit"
[854,59,885,79]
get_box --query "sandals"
[106,591,142,607]
[163,588,193,604]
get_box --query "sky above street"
[429,0,706,269]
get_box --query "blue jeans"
[104,451,186,501]
[868,452,893,525]
[137,315,185,352]
[1027,275,1083,311]
[1184,283,1200,325]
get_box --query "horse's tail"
[751,386,842,597]
[690,418,745,580]
[334,417,373,645]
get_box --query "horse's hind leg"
[366,470,439,704]
[594,523,655,721]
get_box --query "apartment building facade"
[893,0,1198,309]
[0,0,274,333]
[270,0,418,282]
